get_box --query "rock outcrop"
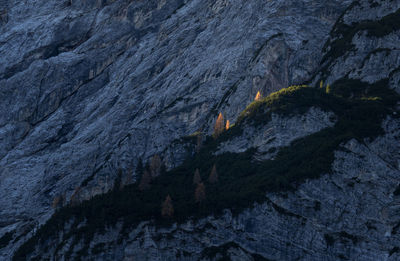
[0,0,351,246]
[1,0,400,260]
[78,117,400,261]
[216,107,336,160]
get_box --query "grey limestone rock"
[0,0,352,249]
[216,107,336,160]
[1,0,400,260]
[48,117,399,261]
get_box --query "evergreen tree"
[225,120,230,130]
[195,183,206,203]
[196,133,203,153]
[213,113,225,138]
[193,168,202,185]
[161,195,174,218]
[113,169,123,191]
[255,91,262,101]
[135,158,144,176]
[139,170,152,191]
[149,154,162,177]
[124,169,133,186]
[52,195,63,209]
[326,84,331,94]
[70,187,81,206]
[209,164,218,184]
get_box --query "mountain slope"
[12,81,400,260]
[1,0,400,260]
[0,0,352,253]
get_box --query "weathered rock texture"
[1,0,400,260]
[216,107,336,160]
[0,0,351,243]
[67,118,399,261]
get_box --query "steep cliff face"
[100,118,400,261]
[1,0,400,260]
[0,0,351,247]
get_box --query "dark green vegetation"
[322,7,400,64]
[0,230,15,249]
[14,79,399,260]
[236,85,326,126]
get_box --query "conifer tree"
[193,168,202,185]
[255,91,262,101]
[225,120,230,130]
[213,113,224,138]
[139,170,152,191]
[113,169,123,191]
[135,158,144,176]
[196,133,203,153]
[320,80,324,88]
[326,84,331,94]
[124,169,133,186]
[161,195,174,218]
[52,195,63,209]
[70,187,81,206]
[209,164,218,184]
[195,183,206,203]
[149,154,162,177]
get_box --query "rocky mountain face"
[1,0,400,260]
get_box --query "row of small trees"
[138,154,163,191]
[213,91,262,138]
[320,80,331,94]
[194,164,218,203]
[161,164,219,218]
[151,91,264,218]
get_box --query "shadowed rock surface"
[1,0,400,260]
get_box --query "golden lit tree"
[149,154,162,177]
[326,84,331,94]
[193,168,202,185]
[195,182,206,203]
[213,113,225,138]
[225,120,230,130]
[139,170,152,191]
[161,195,174,218]
[320,80,324,88]
[254,91,262,101]
[209,164,218,184]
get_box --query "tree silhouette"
[209,164,218,184]
[113,169,123,192]
[225,120,230,130]
[193,168,202,185]
[52,193,67,208]
[124,169,133,186]
[196,133,203,153]
[70,187,81,206]
[52,195,63,209]
[135,158,144,176]
[195,183,206,203]
[213,113,224,138]
[149,154,162,177]
[139,170,152,191]
[161,195,174,218]
[255,91,262,101]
